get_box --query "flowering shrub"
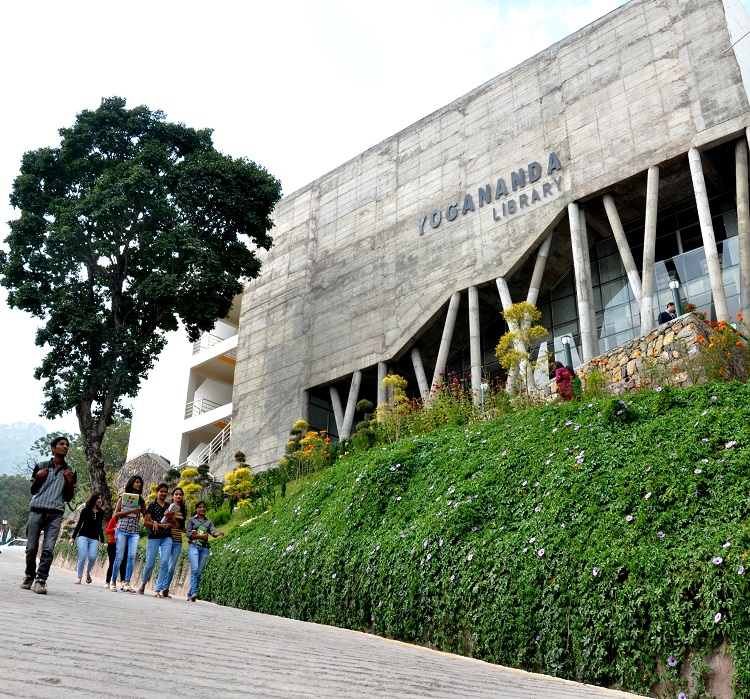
[203,381,750,697]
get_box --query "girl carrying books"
[185,500,225,602]
[159,487,187,598]
[110,474,146,592]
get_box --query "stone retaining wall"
[538,313,744,399]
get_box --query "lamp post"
[561,336,573,368]
[668,279,681,314]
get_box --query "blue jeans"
[188,544,210,597]
[76,536,99,578]
[112,530,140,583]
[143,536,172,589]
[25,510,63,581]
[162,540,183,591]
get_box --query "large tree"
[1,97,281,519]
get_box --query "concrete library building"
[180,0,750,474]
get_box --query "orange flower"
[672,366,678,371]
[737,341,743,346]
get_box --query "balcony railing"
[193,332,231,355]
[179,421,232,470]
[184,397,224,419]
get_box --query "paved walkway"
[0,551,648,699]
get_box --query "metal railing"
[180,421,232,469]
[184,397,223,419]
[192,332,231,355]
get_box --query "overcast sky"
[2,0,746,463]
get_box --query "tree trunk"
[76,404,113,522]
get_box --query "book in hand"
[121,493,140,512]
[161,503,180,523]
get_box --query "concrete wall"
[229,0,750,472]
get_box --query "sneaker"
[33,579,47,595]
[110,583,117,592]
[20,576,33,590]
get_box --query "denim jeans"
[25,510,63,581]
[143,536,172,589]
[76,535,99,578]
[188,544,210,597]
[162,540,183,591]
[112,530,140,583]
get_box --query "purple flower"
[537,548,545,557]
[616,410,623,416]
[739,566,745,574]
[723,542,731,549]
[482,439,487,444]
[535,505,542,513]
[390,467,396,471]
[450,574,455,581]
[678,694,686,699]
[667,655,677,667]
[471,526,478,532]
[332,573,336,579]
[715,612,722,623]
[626,515,633,522]
[396,496,401,501]
[645,492,652,499]
[702,438,709,442]
[658,531,665,538]
[711,395,717,400]
[592,567,600,576]
[713,557,723,565]
[522,480,528,486]
[467,553,473,561]
[655,387,663,392]
[694,469,702,474]
[523,547,528,553]
[535,634,541,641]
[426,553,432,561]
[726,441,737,449]
[529,537,536,544]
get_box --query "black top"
[146,501,172,539]
[71,508,105,542]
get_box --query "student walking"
[159,487,187,598]
[111,475,146,592]
[69,492,105,584]
[104,515,127,587]
[185,501,225,602]
[22,436,76,594]
[138,483,174,595]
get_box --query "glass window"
[552,295,578,325]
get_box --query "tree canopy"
[1,97,282,518]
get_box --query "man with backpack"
[22,436,76,594]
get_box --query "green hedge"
[202,382,750,697]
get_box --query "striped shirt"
[29,459,74,513]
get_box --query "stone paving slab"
[0,552,648,699]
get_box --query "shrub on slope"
[203,382,750,697]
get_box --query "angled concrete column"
[468,286,482,405]
[410,346,430,398]
[495,277,514,317]
[329,386,344,437]
[377,362,388,408]
[526,233,553,306]
[569,202,598,362]
[689,147,730,320]
[602,194,642,305]
[640,166,660,333]
[430,291,461,392]
[496,277,523,390]
[339,370,362,439]
[739,136,750,320]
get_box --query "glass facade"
[536,191,740,366]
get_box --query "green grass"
[201,382,750,697]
